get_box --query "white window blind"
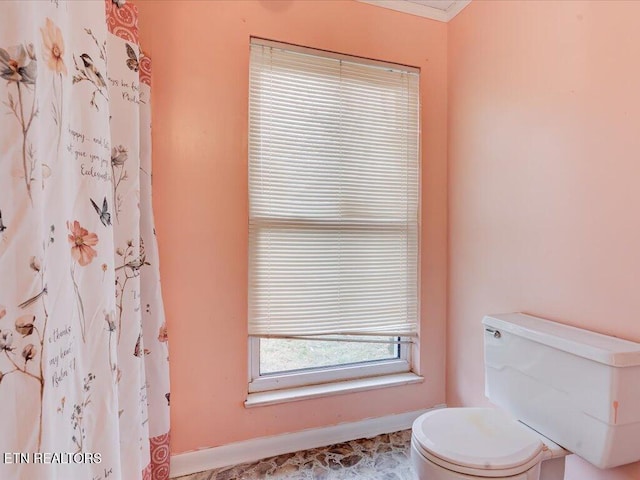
[248,39,419,339]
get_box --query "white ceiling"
[406,0,458,11]
[357,0,471,22]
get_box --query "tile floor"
[175,430,416,480]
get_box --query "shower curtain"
[0,1,170,479]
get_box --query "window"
[248,39,420,394]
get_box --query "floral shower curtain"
[0,1,170,479]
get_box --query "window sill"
[245,372,423,408]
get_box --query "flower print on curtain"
[0,1,170,479]
[0,43,38,203]
[40,17,67,152]
[68,220,99,343]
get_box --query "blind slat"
[249,39,419,338]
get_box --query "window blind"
[248,39,420,338]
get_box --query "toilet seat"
[412,408,545,477]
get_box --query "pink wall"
[136,0,640,476]
[448,1,640,479]
[135,0,448,455]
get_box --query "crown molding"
[357,0,471,22]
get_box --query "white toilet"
[411,312,640,479]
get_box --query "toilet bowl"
[411,408,567,480]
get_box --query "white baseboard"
[170,405,445,478]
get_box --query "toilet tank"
[483,313,640,469]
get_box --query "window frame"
[247,38,420,395]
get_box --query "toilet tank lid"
[483,313,640,367]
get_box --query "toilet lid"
[412,408,544,472]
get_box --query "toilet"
[411,312,640,479]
